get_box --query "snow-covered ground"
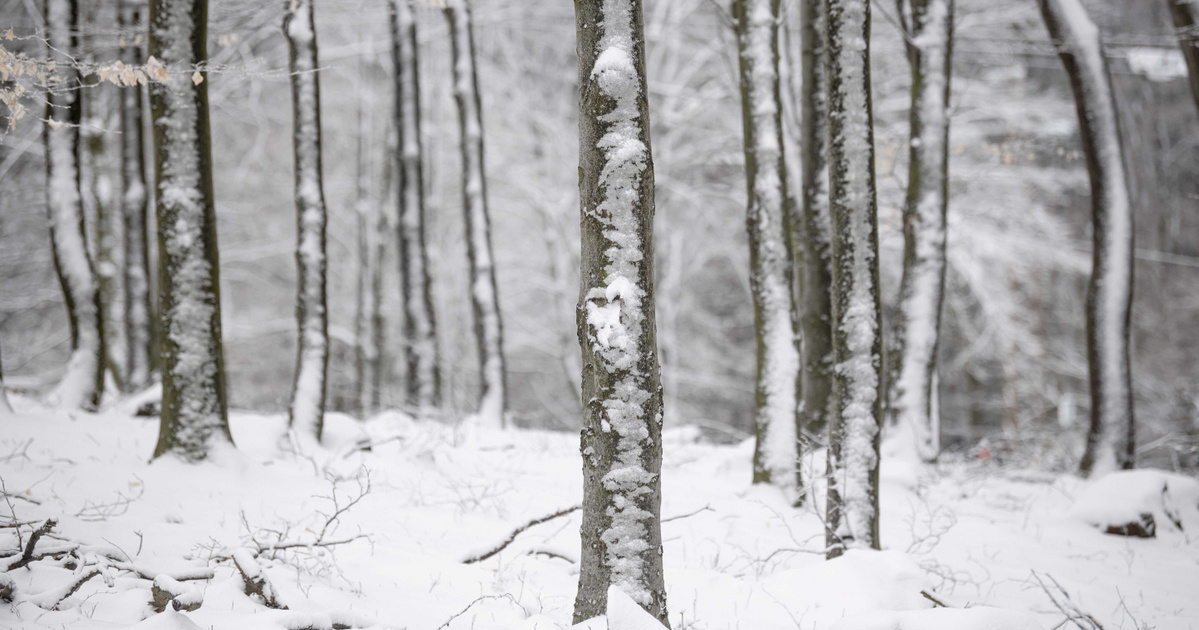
[1,399,1197,629]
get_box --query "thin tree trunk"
[44,0,106,411]
[799,0,835,448]
[390,0,439,412]
[354,62,380,419]
[120,0,154,391]
[735,0,801,495]
[0,342,12,414]
[1039,0,1135,477]
[1168,0,1199,115]
[824,0,884,559]
[887,0,952,464]
[572,0,669,624]
[149,0,235,461]
[446,0,508,429]
[285,0,330,441]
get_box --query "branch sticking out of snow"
[232,548,288,610]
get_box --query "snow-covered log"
[1039,0,1136,477]
[823,0,885,558]
[1168,0,1199,114]
[390,0,440,412]
[446,0,508,429]
[735,0,802,494]
[43,0,106,411]
[887,0,953,465]
[149,0,235,461]
[285,0,330,441]
[573,0,669,624]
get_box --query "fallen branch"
[25,568,100,610]
[921,590,949,608]
[232,548,287,609]
[7,517,56,570]
[461,504,580,564]
[150,574,203,612]
[1032,571,1105,630]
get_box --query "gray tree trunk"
[823,0,884,559]
[285,0,330,441]
[390,0,439,411]
[887,0,952,464]
[44,0,106,411]
[572,0,669,624]
[446,0,508,429]
[0,342,12,414]
[1168,0,1199,115]
[354,65,382,418]
[1039,0,1136,477]
[735,0,802,495]
[149,0,235,461]
[120,0,155,392]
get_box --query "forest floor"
[1,400,1197,630]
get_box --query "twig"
[662,504,713,523]
[436,594,519,629]
[8,517,56,570]
[1032,571,1105,630]
[921,590,949,607]
[461,505,581,564]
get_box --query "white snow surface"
[1069,469,1199,538]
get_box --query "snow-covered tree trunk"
[1039,0,1135,477]
[799,0,834,445]
[44,0,106,411]
[735,0,801,494]
[353,70,382,418]
[572,0,669,624]
[0,342,12,414]
[285,0,330,441]
[121,0,155,392]
[390,0,439,411]
[1168,0,1199,114]
[886,0,952,465]
[446,0,508,429]
[86,80,127,393]
[823,0,884,558]
[149,0,235,461]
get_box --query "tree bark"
[44,0,106,411]
[1039,0,1135,477]
[0,341,12,414]
[446,0,508,429]
[353,63,382,418]
[572,0,669,624]
[823,0,884,559]
[285,0,330,441]
[149,0,235,461]
[735,0,802,495]
[887,0,952,464]
[390,0,439,412]
[1168,0,1199,115]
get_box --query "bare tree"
[44,0,106,411]
[1039,0,1135,477]
[1168,0,1199,114]
[285,0,330,441]
[823,0,884,558]
[887,0,953,464]
[445,0,508,429]
[150,0,235,461]
[573,0,669,624]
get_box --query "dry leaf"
[192,71,203,86]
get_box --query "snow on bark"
[446,0,508,429]
[1039,0,1135,477]
[736,0,801,494]
[150,0,235,461]
[573,0,668,624]
[887,0,952,465]
[390,0,440,412]
[44,0,106,411]
[823,0,884,557]
[1168,0,1199,114]
[121,0,155,392]
[286,0,330,441]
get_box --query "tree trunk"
[44,0,106,411]
[285,0,330,441]
[572,0,669,624]
[823,0,884,559]
[390,0,439,412]
[149,0,235,461]
[1168,0,1199,115]
[0,342,12,414]
[120,0,155,392]
[446,0,508,429]
[354,63,381,419]
[887,0,952,464]
[735,0,802,495]
[799,0,835,447]
[1039,0,1135,477]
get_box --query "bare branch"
[461,504,580,564]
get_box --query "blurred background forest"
[1,0,1197,469]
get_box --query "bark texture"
[572,0,668,624]
[823,0,884,558]
[149,0,235,461]
[44,0,106,411]
[446,0,508,429]
[1168,0,1199,114]
[1039,0,1136,477]
[285,0,330,441]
